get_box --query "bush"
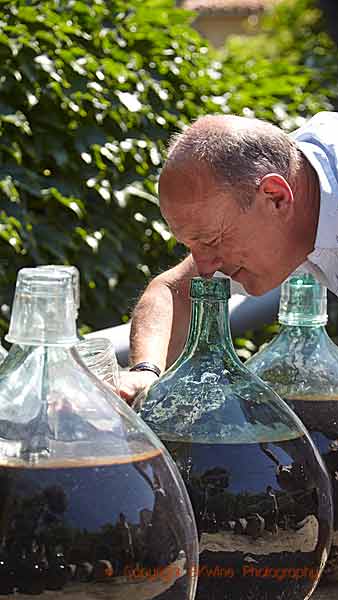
[0,0,221,335]
[0,0,337,340]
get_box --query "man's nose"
[192,252,222,277]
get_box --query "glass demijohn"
[139,277,333,600]
[39,264,81,318]
[40,265,120,392]
[0,344,7,366]
[0,267,198,598]
[247,271,338,582]
[76,337,120,393]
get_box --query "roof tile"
[180,0,279,14]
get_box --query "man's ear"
[258,173,294,213]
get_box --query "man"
[120,111,338,403]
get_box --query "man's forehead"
[160,158,215,194]
[160,176,231,213]
[165,203,225,241]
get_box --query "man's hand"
[119,370,159,405]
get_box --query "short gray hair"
[166,117,301,209]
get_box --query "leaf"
[0,0,336,341]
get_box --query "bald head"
[161,114,301,209]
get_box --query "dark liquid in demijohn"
[0,451,194,598]
[165,435,331,600]
[286,396,338,582]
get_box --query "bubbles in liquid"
[143,371,306,445]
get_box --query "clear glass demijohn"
[39,265,120,392]
[1,265,84,383]
[76,337,120,393]
[138,276,333,600]
[0,343,7,366]
[0,267,198,598]
[246,270,338,583]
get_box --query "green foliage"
[228,0,338,358]
[0,0,221,334]
[220,0,338,128]
[0,0,338,340]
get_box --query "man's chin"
[233,271,274,296]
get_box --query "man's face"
[159,163,296,295]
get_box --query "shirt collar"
[296,140,338,252]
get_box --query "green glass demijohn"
[246,271,338,583]
[139,276,333,600]
[0,267,198,599]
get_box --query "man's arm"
[130,254,197,368]
[119,255,198,402]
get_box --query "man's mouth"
[230,268,242,279]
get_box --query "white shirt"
[291,111,338,295]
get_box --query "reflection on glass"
[166,436,330,599]
[76,337,120,394]
[0,267,198,598]
[247,271,338,583]
[0,344,7,366]
[139,277,333,600]
[0,449,194,598]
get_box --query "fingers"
[119,371,159,406]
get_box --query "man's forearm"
[130,278,192,370]
[129,255,197,376]
[129,280,175,371]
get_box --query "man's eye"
[204,238,219,248]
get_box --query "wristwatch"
[129,362,161,377]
